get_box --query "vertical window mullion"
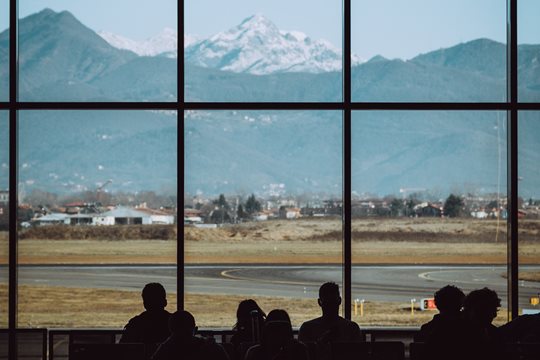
[507,0,519,321]
[343,0,352,320]
[8,0,18,358]
[178,0,185,312]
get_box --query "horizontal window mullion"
[12,102,180,111]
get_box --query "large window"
[0,111,8,328]
[185,110,342,327]
[351,0,507,102]
[18,0,177,102]
[0,0,8,101]
[0,0,538,331]
[518,111,540,314]
[352,111,509,325]
[16,110,177,327]
[518,0,540,103]
[185,0,342,102]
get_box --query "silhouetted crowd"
[119,282,540,360]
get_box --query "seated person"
[151,310,229,360]
[230,299,266,354]
[427,287,503,360]
[298,282,362,344]
[415,285,465,342]
[245,309,309,360]
[120,283,171,345]
[498,312,540,343]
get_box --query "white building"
[34,213,70,226]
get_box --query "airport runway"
[8,264,540,308]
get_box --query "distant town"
[184,191,540,226]
[0,189,177,230]
[1,187,540,232]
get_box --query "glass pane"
[352,0,506,102]
[185,0,342,102]
[518,0,540,102]
[518,111,540,316]
[18,110,178,328]
[18,1,177,102]
[0,111,7,327]
[185,110,342,327]
[0,0,8,101]
[352,111,509,326]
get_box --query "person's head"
[434,285,465,314]
[318,282,341,315]
[169,310,196,338]
[266,309,291,324]
[142,283,167,311]
[262,321,293,348]
[463,287,501,326]
[234,299,266,330]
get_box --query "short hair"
[463,287,501,326]
[434,285,465,313]
[463,288,501,312]
[142,283,167,310]
[319,282,340,302]
[169,310,195,337]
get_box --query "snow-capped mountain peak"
[99,14,363,74]
[185,14,362,74]
[98,28,179,57]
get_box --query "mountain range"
[0,9,539,198]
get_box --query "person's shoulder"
[124,311,146,327]
[300,317,324,328]
[298,317,323,341]
[337,316,360,329]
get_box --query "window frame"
[1,2,538,356]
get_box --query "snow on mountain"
[184,34,202,47]
[98,27,179,57]
[98,14,362,74]
[185,14,363,74]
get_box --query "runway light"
[410,298,416,315]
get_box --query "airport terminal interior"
[0,0,540,359]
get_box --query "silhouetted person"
[151,310,229,360]
[245,309,309,360]
[120,283,171,346]
[426,287,502,360]
[298,282,361,360]
[415,285,465,342]
[460,287,504,360]
[499,312,540,343]
[230,299,266,357]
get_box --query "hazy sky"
[2,0,539,60]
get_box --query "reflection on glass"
[0,0,9,101]
[17,110,178,327]
[185,0,342,102]
[18,1,177,101]
[518,111,540,315]
[352,111,510,326]
[352,0,507,102]
[184,110,342,327]
[518,0,540,103]
[0,111,8,327]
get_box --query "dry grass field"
[0,217,536,265]
[0,284,510,328]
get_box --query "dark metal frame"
[2,1,536,358]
